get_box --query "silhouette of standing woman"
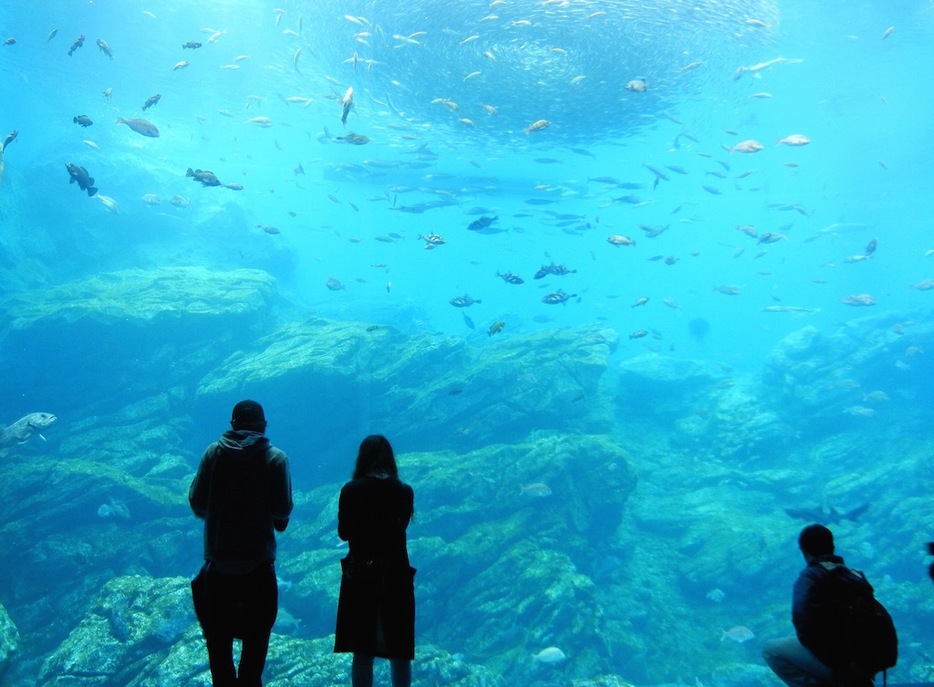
[335,435,415,687]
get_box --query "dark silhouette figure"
[189,400,293,687]
[334,435,415,687]
[763,524,887,687]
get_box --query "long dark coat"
[334,474,415,659]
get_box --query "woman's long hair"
[352,434,398,480]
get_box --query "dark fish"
[65,162,98,197]
[541,291,575,304]
[865,238,877,256]
[468,215,498,232]
[142,94,161,111]
[68,35,85,56]
[462,313,475,329]
[73,115,93,127]
[116,117,160,137]
[534,157,561,164]
[96,38,113,59]
[186,168,221,186]
[294,162,305,175]
[336,132,369,145]
[326,277,346,291]
[449,295,481,308]
[534,263,576,279]
[182,41,202,49]
[496,271,524,285]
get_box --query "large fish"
[0,412,57,447]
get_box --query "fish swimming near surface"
[0,412,57,448]
[65,162,98,196]
[116,117,160,137]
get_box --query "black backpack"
[818,561,898,680]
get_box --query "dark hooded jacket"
[189,430,293,575]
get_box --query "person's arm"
[337,484,355,542]
[271,450,293,532]
[188,447,214,519]
[791,568,820,647]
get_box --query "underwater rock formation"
[0,602,18,678]
[196,319,618,457]
[0,266,280,414]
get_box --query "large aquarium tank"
[1,0,933,685]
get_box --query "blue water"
[2,1,934,686]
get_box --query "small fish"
[142,94,161,111]
[496,271,524,285]
[721,626,755,643]
[541,291,575,305]
[340,87,354,127]
[258,224,280,235]
[625,77,649,92]
[841,293,876,306]
[182,41,202,49]
[65,162,98,197]
[487,320,505,337]
[68,35,85,56]
[524,119,550,135]
[450,295,481,308]
[880,26,894,42]
[729,139,763,154]
[173,60,189,71]
[777,134,809,147]
[326,277,346,291]
[141,193,161,205]
[47,28,58,42]
[532,646,566,664]
[116,117,160,137]
[96,38,113,59]
[521,483,552,497]
[186,168,221,186]
[468,215,498,232]
[73,115,93,127]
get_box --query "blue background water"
[1,1,934,686]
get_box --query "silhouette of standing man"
[190,400,293,687]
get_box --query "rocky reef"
[1,266,933,687]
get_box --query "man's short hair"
[799,524,834,557]
[231,400,266,430]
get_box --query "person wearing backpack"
[763,524,897,687]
